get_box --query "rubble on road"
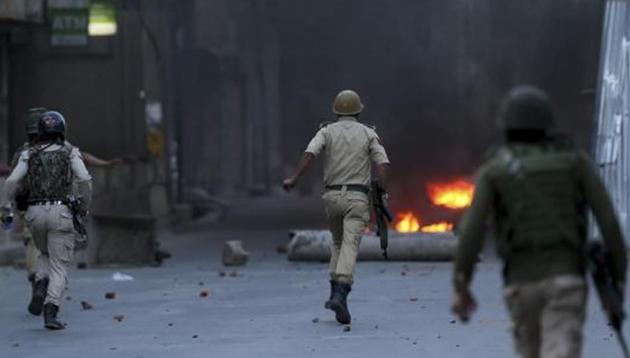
[222,240,249,266]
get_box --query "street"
[0,201,625,358]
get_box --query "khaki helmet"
[497,85,554,132]
[25,107,47,135]
[333,90,364,116]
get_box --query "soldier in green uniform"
[5,111,92,330]
[283,90,390,325]
[452,85,627,358]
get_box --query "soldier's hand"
[282,177,297,192]
[452,289,477,323]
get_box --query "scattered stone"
[437,335,441,339]
[375,325,379,329]
[113,315,125,322]
[456,345,461,348]
[312,318,319,323]
[192,335,199,339]
[420,305,427,309]
[198,282,204,286]
[199,290,210,298]
[80,301,94,310]
[450,319,456,324]
[77,262,87,270]
[276,243,288,254]
[218,271,226,277]
[401,271,407,276]
[410,298,419,302]
[168,323,173,327]
[229,271,240,278]
[109,347,117,351]
[343,326,351,332]
[222,240,249,266]
[379,269,386,274]
[105,292,116,300]
[66,296,72,301]
[12,343,19,348]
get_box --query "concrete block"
[287,230,458,262]
[222,240,249,266]
[92,214,157,265]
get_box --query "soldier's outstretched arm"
[282,153,315,192]
[70,149,93,210]
[81,152,123,168]
[282,128,326,192]
[454,166,494,287]
[452,166,495,322]
[579,153,627,286]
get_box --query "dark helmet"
[25,107,47,135]
[497,85,554,132]
[38,111,66,139]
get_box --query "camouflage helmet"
[333,90,364,116]
[25,107,47,134]
[38,111,66,138]
[498,85,554,131]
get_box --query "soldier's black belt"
[325,185,369,194]
[28,200,66,206]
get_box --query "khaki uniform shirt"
[305,117,389,187]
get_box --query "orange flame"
[427,180,475,210]
[394,212,454,233]
[395,212,420,233]
[421,222,454,233]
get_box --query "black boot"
[43,303,64,330]
[327,282,352,324]
[28,278,48,316]
[324,280,337,309]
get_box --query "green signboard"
[89,0,117,36]
[50,8,89,47]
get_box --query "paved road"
[0,214,626,357]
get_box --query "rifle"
[66,195,88,249]
[371,180,393,258]
[588,241,629,358]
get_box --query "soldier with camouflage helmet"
[452,85,627,357]
[5,110,92,330]
[282,90,390,325]
[8,108,122,288]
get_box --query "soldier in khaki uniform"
[6,111,92,330]
[9,108,119,313]
[283,90,390,324]
[452,86,627,358]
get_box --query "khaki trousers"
[323,190,370,284]
[25,204,76,306]
[504,275,587,358]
